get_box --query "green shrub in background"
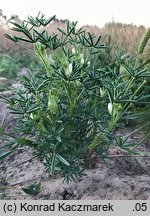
[0,52,44,79]
[1,13,150,182]
[0,53,21,78]
[14,52,44,74]
[127,28,150,128]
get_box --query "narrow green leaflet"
[50,153,56,175]
[14,137,37,148]
[0,150,14,160]
[56,154,70,166]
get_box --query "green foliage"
[0,54,20,78]
[1,13,150,182]
[0,52,43,84]
[14,52,44,73]
[0,167,7,200]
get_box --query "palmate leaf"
[27,16,40,27]
[4,33,18,42]
[36,15,56,26]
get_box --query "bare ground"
[0,81,150,200]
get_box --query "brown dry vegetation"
[0,12,147,56]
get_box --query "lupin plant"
[1,13,150,182]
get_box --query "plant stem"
[107,154,150,158]
[131,132,150,151]
[34,44,51,75]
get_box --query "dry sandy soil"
[0,74,150,200]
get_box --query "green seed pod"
[48,96,58,113]
[119,64,129,81]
